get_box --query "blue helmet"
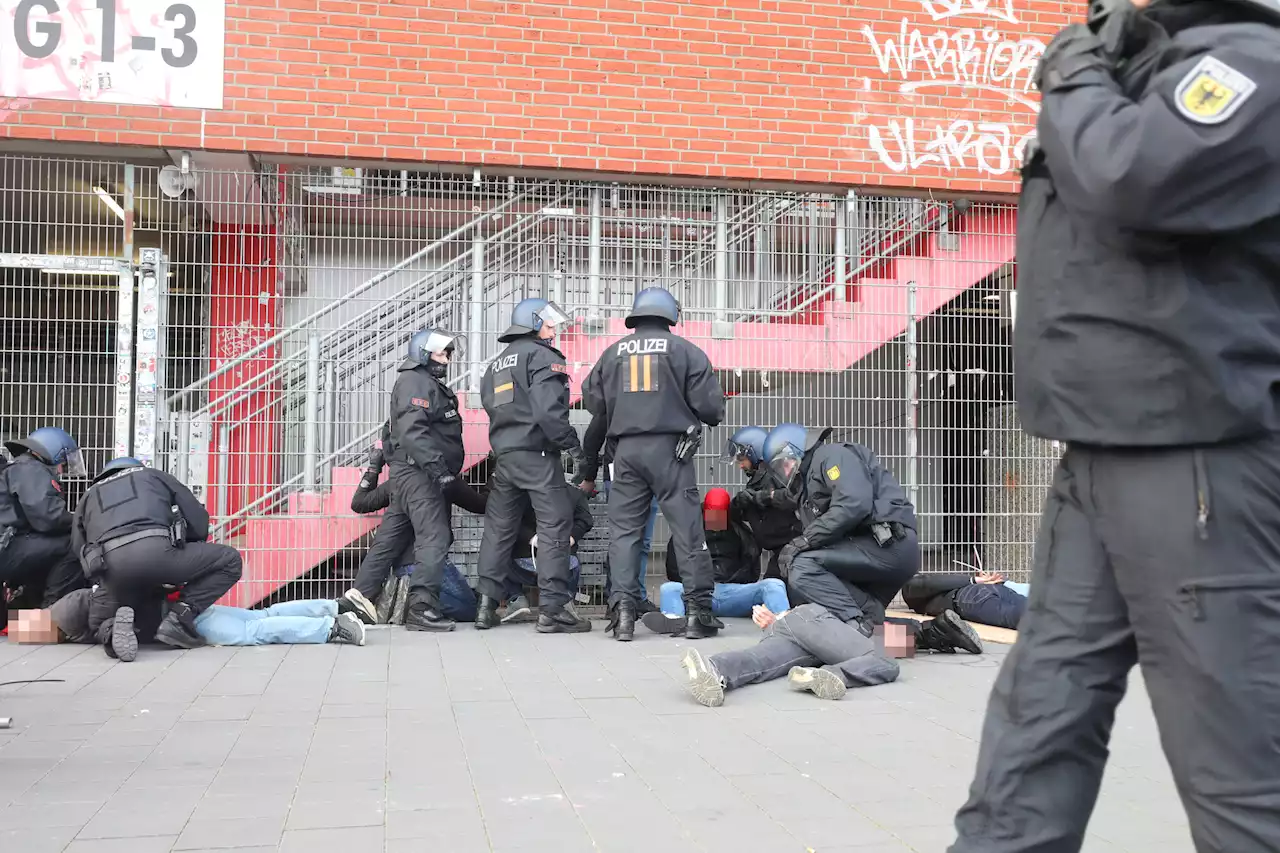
[499,298,571,343]
[625,287,679,329]
[721,425,768,466]
[93,456,144,483]
[406,328,457,364]
[763,423,817,488]
[4,427,85,477]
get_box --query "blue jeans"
[195,600,336,645]
[508,556,581,602]
[435,560,478,622]
[659,578,789,618]
[953,583,1027,630]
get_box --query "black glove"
[776,535,811,578]
[767,489,799,511]
[730,490,757,512]
[367,446,385,471]
[1034,23,1109,93]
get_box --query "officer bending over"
[0,428,89,630]
[582,287,726,641]
[73,457,242,650]
[952,1,1280,850]
[474,298,590,634]
[382,328,466,633]
[722,425,802,579]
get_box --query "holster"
[674,425,703,463]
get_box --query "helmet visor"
[720,437,752,465]
[63,448,87,479]
[536,302,570,328]
[421,330,461,357]
[768,443,804,489]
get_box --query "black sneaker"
[934,610,983,655]
[640,611,686,636]
[111,606,138,663]
[328,612,367,645]
[536,604,592,634]
[339,590,377,625]
[405,605,456,633]
[155,608,206,650]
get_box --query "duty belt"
[99,527,170,554]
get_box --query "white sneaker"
[341,589,378,625]
[681,648,725,707]
[787,666,846,700]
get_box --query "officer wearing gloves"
[73,457,242,651]
[582,287,726,641]
[0,427,89,630]
[383,328,466,633]
[952,2,1280,851]
[722,425,802,579]
[474,298,590,634]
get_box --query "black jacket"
[386,361,465,476]
[349,466,488,568]
[901,572,973,616]
[514,487,594,560]
[796,441,915,547]
[72,467,209,555]
[581,321,725,439]
[1016,16,1280,446]
[0,454,71,535]
[734,464,803,550]
[482,336,580,454]
[665,516,759,586]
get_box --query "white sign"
[0,0,224,108]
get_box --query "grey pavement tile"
[173,815,285,850]
[278,825,385,853]
[0,800,103,829]
[0,826,82,853]
[386,804,485,840]
[64,838,179,853]
[285,791,387,830]
[191,791,295,821]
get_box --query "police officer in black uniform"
[383,328,466,633]
[474,298,590,634]
[951,2,1280,850]
[0,427,88,629]
[722,425,802,580]
[582,287,726,641]
[73,457,242,650]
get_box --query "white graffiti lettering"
[867,117,1035,177]
[862,20,1044,104]
[920,0,1019,24]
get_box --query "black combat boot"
[473,595,501,630]
[110,606,138,662]
[640,611,686,635]
[155,602,206,650]
[607,598,636,641]
[684,606,723,640]
[536,603,592,634]
[404,600,456,632]
[636,598,660,616]
[915,610,983,655]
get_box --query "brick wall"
[1,0,1072,193]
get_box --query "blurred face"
[704,507,728,531]
[875,623,915,659]
[12,609,62,644]
[537,323,556,340]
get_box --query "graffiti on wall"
[859,0,1046,177]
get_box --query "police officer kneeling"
[74,458,242,651]
[951,2,1280,850]
[763,424,926,636]
[583,287,726,641]
[1,428,89,629]
[475,299,590,633]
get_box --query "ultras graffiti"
[858,0,1045,177]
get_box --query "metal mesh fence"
[0,154,1047,608]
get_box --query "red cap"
[703,488,731,512]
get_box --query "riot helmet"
[3,427,86,477]
[499,298,570,343]
[407,328,459,379]
[763,423,832,489]
[625,287,680,328]
[720,425,768,469]
[93,456,144,483]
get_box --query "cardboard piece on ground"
[888,609,1018,646]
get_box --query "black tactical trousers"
[351,485,416,601]
[389,461,454,610]
[951,438,1280,853]
[607,434,714,610]
[0,531,86,627]
[786,532,920,627]
[476,450,574,612]
[102,536,242,614]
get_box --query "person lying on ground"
[679,602,910,707]
[901,570,1027,630]
[10,585,366,661]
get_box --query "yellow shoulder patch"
[825,465,840,481]
[1174,55,1256,125]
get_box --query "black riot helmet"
[498,298,570,343]
[93,456,144,483]
[407,328,459,379]
[625,287,680,329]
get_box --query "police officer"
[474,298,590,634]
[582,287,726,641]
[0,427,88,630]
[951,2,1280,850]
[722,425,802,579]
[73,457,242,652]
[383,328,466,633]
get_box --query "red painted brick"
[1,0,1066,192]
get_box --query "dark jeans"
[710,603,900,691]
[787,532,920,626]
[953,583,1026,631]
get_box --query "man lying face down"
[11,585,367,661]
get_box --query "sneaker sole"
[501,608,536,624]
[788,666,846,701]
[406,621,456,632]
[681,648,724,707]
[641,612,686,636]
[112,607,138,663]
[939,610,984,655]
[343,590,378,625]
[536,619,592,634]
